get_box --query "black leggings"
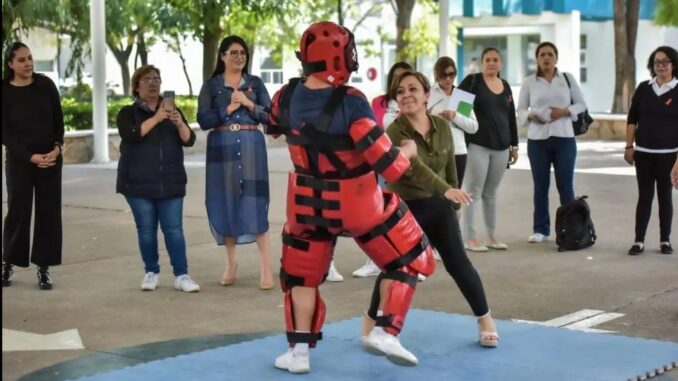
[633,151,675,242]
[368,197,489,317]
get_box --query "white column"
[439,0,450,57]
[90,0,109,163]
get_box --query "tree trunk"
[612,0,639,113]
[174,35,193,96]
[108,42,134,95]
[137,32,148,67]
[395,0,416,64]
[201,0,223,82]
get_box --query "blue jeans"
[125,196,188,276]
[527,137,577,236]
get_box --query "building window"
[260,56,283,85]
[580,34,587,83]
[35,60,54,72]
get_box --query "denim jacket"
[196,73,271,130]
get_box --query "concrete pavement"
[2,139,677,380]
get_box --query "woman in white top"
[517,41,588,243]
[428,56,478,186]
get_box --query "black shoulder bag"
[563,72,593,136]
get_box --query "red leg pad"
[280,227,335,290]
[282,286,327,348]
[380,266,418,335]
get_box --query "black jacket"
[116,101,196,199]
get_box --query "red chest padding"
[286,171,385,236]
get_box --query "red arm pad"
[349,117,410,183]
[267,86,285,138]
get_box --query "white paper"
[447,88,476,117]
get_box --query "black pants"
[633,151,675,242]
[3,154,62,267]
[369,197,489,317]
[455,154,467,188]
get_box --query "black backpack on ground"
[555,196,597,252]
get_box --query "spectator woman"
[362,71,499,348]
[517,42,587,244]
[625,45,678,255]
[116,65,200,292]
[197,35,275,288]
[458,47,518,252]
[429,56,478,186]
[352,61,414,279]
[2,42,64,290]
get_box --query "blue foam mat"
[70,309,678,381]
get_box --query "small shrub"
[62,96,198,131]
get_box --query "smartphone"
[162,90,175,110]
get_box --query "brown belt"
[214,124,260,132]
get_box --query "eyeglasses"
[227,50,247,58]
[140,78,162,84]
[441,71,457,79]
[653,59,672,68]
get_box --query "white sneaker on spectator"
[434,249,442,261]
[174,274,200,292]
[140,272,159,291]
[274,349,310,373]
[363,327,418,366]
[528,233,548,243]
[417,274,426,282]
[326,261,344,282]
[352,260,381,278]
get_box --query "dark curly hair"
[647,45,678,78]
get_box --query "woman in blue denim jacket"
[197,35,274,290]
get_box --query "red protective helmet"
[296,21,359,87]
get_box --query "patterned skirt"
[205,129,269,245]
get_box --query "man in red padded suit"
[267,21,436,374]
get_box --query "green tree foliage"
[655,0,678,26]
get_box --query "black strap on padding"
[316,86,349,133]
[354,127,385,152]
[293,163,371,180]
[372,146,400,174]
[286,133,355,150]
[287,331,322,343]
[356,202,409,243]
[279,78,302,128]
[295,195,340,210]
[301,60,326,75]
[381,270,418,288]
[279,268,305,288]
[382,235,430,272]
[296,214,343,229]
[296,176,340,192]
[282,232,310,251]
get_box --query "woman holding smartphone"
[116,64,200,292]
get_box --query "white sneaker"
[140,272,159,291]
[417,274,426,282]
[528,233,548,243]
[363,327,418,366]
[174,274,200,292]
[352,260,381,278]
[274,349,310,373]
[326,261,344,282]
[434,249,442,261]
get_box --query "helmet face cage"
[299,21,359,86]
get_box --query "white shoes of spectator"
[434,249,442,261]
[326,261,344,282]
[274,349,310,373]
[174,274,200,292]
[362,327,418,366]
[352,260,381,278]
[140,272,159,291]
[528,233,549,243]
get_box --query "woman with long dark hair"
[197,35,274,288]
[2,42,64,290]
